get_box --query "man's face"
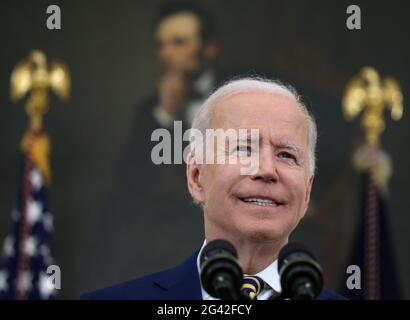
[155,12,204,74]
[188,92,314,243]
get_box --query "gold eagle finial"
[10,49,70,131]
[342,66,403,146]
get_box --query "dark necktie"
[241,275,265,300]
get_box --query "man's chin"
[238,226,287,243]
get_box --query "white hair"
[190,77,318,175]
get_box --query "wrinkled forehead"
[210,91,304,127]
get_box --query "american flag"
[0,132,57,300]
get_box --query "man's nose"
[250,146,279,182]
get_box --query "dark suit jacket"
[81,251,346,300]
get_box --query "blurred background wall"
[0,0,409,299]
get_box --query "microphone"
[278,242,324,300]
[200,239,244,300]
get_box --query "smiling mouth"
[239,197,283,207]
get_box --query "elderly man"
[82,78,345,300]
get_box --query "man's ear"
[186,155,205,204]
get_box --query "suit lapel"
[151,251,203,300]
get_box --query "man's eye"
[172,37,188,46]
[233,146,251,155]
[278,151,297,161]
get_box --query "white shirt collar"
[196,240,282,300]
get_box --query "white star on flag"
[27,199,43,225]
[0,270,8,292]
[38,272,55,299]
[17,271,32,293]
[24,236,38,256]
[30,169,43,191]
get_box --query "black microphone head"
[200,239,238,266]
[278,242,323,300]
[278,242,316,270]
[200,239,243,300]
